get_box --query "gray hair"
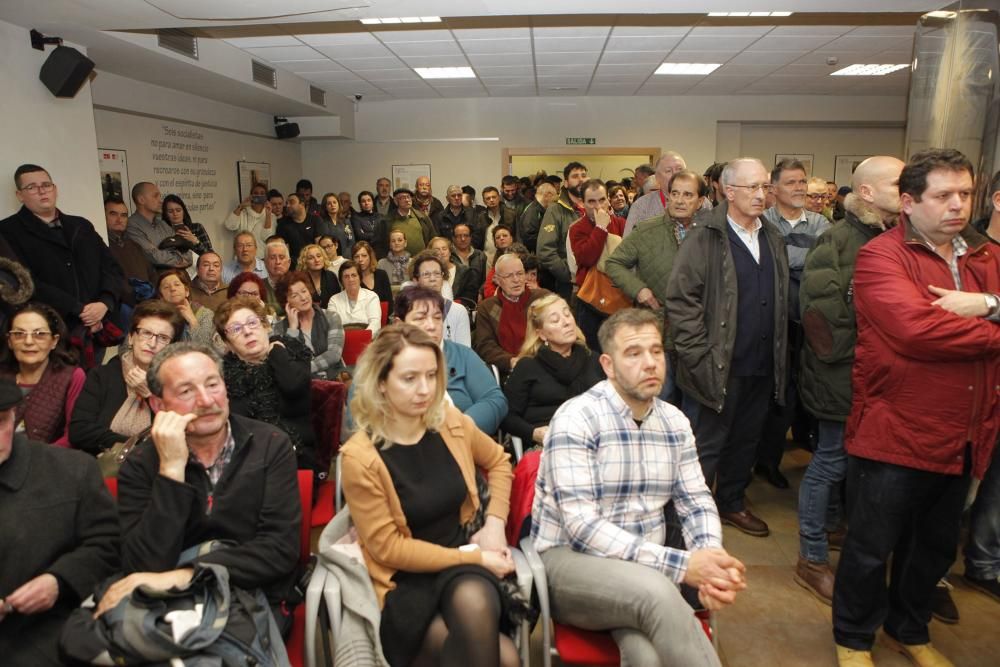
[720,158,766,188]
[147,342,223,397]
[494,252,523,275]
[656,151,686,169]
[265,238,289,255]
[597,308,662,354]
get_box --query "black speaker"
[275,122,300,140]
[39,45,94,98]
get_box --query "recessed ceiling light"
[830,63,909,76]
[925,10,957,19]
[655,63,721,75]
[416,67,476,79]
[708,11,793,17]
[359,16,442,25]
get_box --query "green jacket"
[799,197,888,421]
[605,214,682,309]
[536,192,582,288]
[665,202,789,413]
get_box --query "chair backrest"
[380,301,389,326]
[506,450,541,547]
[342,328,374,366]
[296,470,313,564]
[309,379,347,478]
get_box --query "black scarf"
[534,343,594,395]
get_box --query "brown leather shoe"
[795,556,834,605]
[828,526,847,552]
[836,645,874,667]
[719,509,769,537]
[882,635,955,667]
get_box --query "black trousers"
[833,455,971,650]
[692,373,773,513]
[755,321,803,469]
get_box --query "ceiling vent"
[252,60,277,88]
[157,29,198,59]
[310,85,326,107]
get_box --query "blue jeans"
[965,442,1000,580]
[798,420,846,562]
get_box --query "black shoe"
[963,573,1000,604]
[754,464,790,489]
[931,580,959,624]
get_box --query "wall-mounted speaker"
[39,45,95,98]
[275,122,301,140]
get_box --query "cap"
[393,187,414,198]
[0,377,23,411]
[837,186,852,196]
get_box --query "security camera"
[354,94,363,101]
[826,56,839,66]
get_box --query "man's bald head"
[852,156,905,220]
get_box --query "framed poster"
[774,153,814,176]
[237,161,271,200]
[834,155,872,188]
[392,164,431,191]
[98,148,130,212]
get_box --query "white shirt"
[727,215,763,263]
[326,288,382,333]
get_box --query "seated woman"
[319,235,347,275]
[157,268,214,346]
[406,251,471,347]
[0,302,86,446]
[297,243,341,308]
[501,294,603,446]
[377,229,411,293]
[341,323,518,667]
[327,260,382,333]
[273,270,345,380]
[69,299,183,455]
[215,296,315,472]
[396,286,507,435]
[162,193,214,255]
[352,240,393,318]
[429,236,478,308]
[226,271,278,323]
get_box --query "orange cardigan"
[340,405,513,607]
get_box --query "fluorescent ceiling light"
[655,63,721,75]
[708,11,793,17]
[359,16,441,25]
[925,10,957,19]
[830,63,909,76]
[416,67,476,79]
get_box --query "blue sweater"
[443,340,508,435]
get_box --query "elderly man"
[533,309,744,667]
[224,182,274,257]
[805,177,830,217]
[263,238,291,316]
[537,161,588,300]
[0,164,125,335]
[473,253,551,375]
[517,181,558,254]
[189,251,228,311]
[127,181,193,269]
[0,378,119,666]
[624,151,687,236]
[413,175,444,219]
[373,188,437,258]
[795,156,904,606]
[103,342,300,630]
[832,149,1000,667]
[666,158,789,538]
[433,184,475,240]
[633,163,655,194]
[374,176,394,217]
[222,231,268,283]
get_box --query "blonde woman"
[341,323,518,667]
[501,293,603,445]
[296,243,341,308]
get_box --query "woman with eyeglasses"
[215,296,315,473]
[226,272,278,324]
[69,300,184,455]
[406,251,471,347]
[272,271,345,379]
[0,302,86,446]
[157,269,215,346]
[318,235,347,275]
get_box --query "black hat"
[0,377,23,411]
[393,187,414,198]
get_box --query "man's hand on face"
[151,411,198,481]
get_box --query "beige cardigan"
[340,405,513,607]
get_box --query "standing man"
[222,231,268,283]
[796,156,904,605]
[127,181,193,270]
[276,193,318,262]
[832,149,1000,667]
[374,177,395,217]
[501,174,529,219]
[451,222,487,292]
[224,182,273,257]
[0,164,125,335]
[475,186,518,265]
[413,175,444,220]
[666,158,789,538]
[805,177,832,220]
[189,251,228,311]
[633,163,655,195]
[433,184,474,241]
[532,309,744,667]
[517,181,558,254]
[373,188,437,258]
[624,152,687,236]
[295,178,322,219]
[754,159,831,489]
[267,189,285,219]
[537,161,588,300]
[104,196,158,294]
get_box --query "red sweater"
[568,212,627,286]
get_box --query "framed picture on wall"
[774,153,814,176]
[392,164,431,191]
[98,148,130,213]
[237,161,271,201]
[834,155,872,188]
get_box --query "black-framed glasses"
[19,181,55,194]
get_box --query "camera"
[354,94,363,101]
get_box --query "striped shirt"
[531,380,722,583]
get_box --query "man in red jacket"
[832,148,1000,667]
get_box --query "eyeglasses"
[19,181,55,194]
[134,327,172,346]
[728,183,772,194]
[235,242,256,249]
[418,270,442,279]
[806,193,828,200]
[224,316,263,336]
[497,270,526,281]
[236,290,260,298]
[8,329,53,341]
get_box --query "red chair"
[380,301,390,326]
[341,329,373,366]
[508,452,715,667]
[310,379,347,528]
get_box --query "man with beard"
[501,174,529,219]
[537,161,588,300]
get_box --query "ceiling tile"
[460,38,532,55]
[453,28,530,40]
[675,34,761,51]
[361,69,421,82]
[599,51,668,65]
[729,50,800,65]
[594,63,654,76]
[688,25,774,37]
[534,27,611,38]
[315,44,394,59]
[473,65,536,76]
[438,88,488,97]
[397,55,471,68]
[793,50,868,66]
[713,63,781,78]
[605,35,683,51]
[769,25,854,37]
[535,51,600,66]
[244,45,324,62]
[775,63,848,77]
[533,37,606,53]
[610,26,690,37]
[286,60,346,72]
[302,70,367,83]
[223,36,301,48]
[390,89,441,98]
[295,33,379,47]
[467,53,534,67]
[339,56,407,70]
[823,35,913,52]
[848,25,918,37]
[746,35,837,52]
[389,41,463,57]
[374,29,454,43]
[536,64,596,75]
[666,50,740,63]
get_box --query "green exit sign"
[566,137,596,145]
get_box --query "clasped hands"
[469,515,515,579]
[683,548,747,611]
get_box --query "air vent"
[310,85,326,107]
[157,29,198,59]
[252,60,277,88]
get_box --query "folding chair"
[309,379,347,528]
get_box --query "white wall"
[301,95,908,199]
[0,19,104,231]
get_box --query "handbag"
[576,232,631,316]
[98,426,150,478]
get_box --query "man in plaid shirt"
[532,308,745,666]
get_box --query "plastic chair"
[310,379,347,528]
[380,301,389,326]
[508,453,717,667]
[341,329,373,366]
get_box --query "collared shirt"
[913,228,1000,322]
[222,257,268,284]
[623,190,667,237]
[727,215,763,263]
[193,425,236,488]
[532,380,722,583]
[126,211,192,269]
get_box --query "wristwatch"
[985,293,1000,317]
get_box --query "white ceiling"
[221,23,916,100]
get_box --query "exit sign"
[566,137,596,145]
